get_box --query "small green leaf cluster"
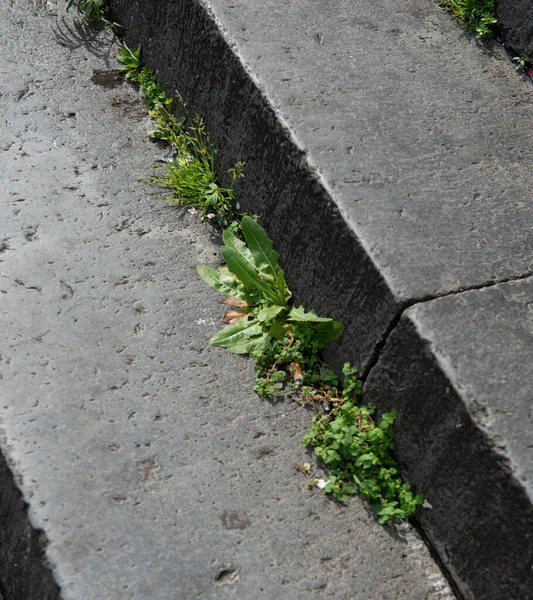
[198,216,343,363]
[117,44,142,81]
[439,0,497,38]
[66,0,118,29]
[116,45,243,227]
[303,365,424,524]
[253,323,340,398]
[117,45,171,112]
[137,68,173,112]
[511,56,532,73]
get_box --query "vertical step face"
[495,0,533,57]
[364,280,533,599]
[106,0,533,598]
[0,2,454,600]
[0,452,60,600]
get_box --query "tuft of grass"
[147,116,244,227]
[117,44,244,226]
[439,0,497,38]
[66,0,119,29]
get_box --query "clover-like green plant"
[303,364,424,524]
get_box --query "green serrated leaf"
[222,224,256,265]
[256,305,286,323]
[288,305,333,323]
[210,318,268,354]
[269,319,287,340]
[288,306,344,343]
[222,246,280,304]
[241,216,283,279]
[307,320,344,344]
[196,265,247,300]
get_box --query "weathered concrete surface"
[0,2,454,599]
[364,279,533,599]
[495,0,533,57]
[106,0,533,598]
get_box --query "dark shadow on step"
[0,450,60,600]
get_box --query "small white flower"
[316,479,328,489]
[206,213,216,220]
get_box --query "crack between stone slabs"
[362,268,533,382]
[408,517,465,600]
[359,270,533,598]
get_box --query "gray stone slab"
[0,2,453,599]
[364,279,533,599]
[496,0,533,57]
[110,0,533,372]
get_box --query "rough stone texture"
[0,2,453,599]
[364,281,533,599]
[495,0,533,57]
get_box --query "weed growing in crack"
[117,44,142,82]
[511,55,532,73]
[117,45,171,112]
[116,45,244,227]
[147,138,243,227]
[303,364,424,523]
[198,217,424,524]
[66,0,119,29]
[76,8,424,524]
[438,0,497,38]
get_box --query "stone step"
[107,0,533,597]
[0,2,454,599]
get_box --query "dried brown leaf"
[223,309,250,324]
[290,362,304,385]
[220,297,249,308]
